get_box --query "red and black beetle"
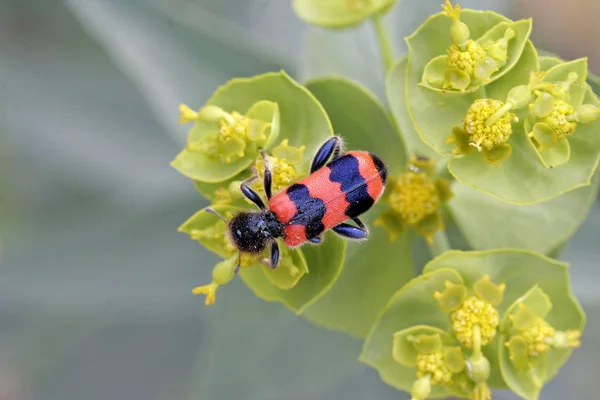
[208,136,388,270]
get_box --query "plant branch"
[372,13,394,73]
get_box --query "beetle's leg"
[259,148,273,200]
[270,241,279,269]
[310,136,342,173]
[308,236,322,244]
[259,241,280,269]
[332,220,369,239]
[240,166,266,210]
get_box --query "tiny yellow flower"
[416,351,453,385]
[447,41,487,77]
[375,156,452,243]
[388,172,440,225]
[451,296,500,348]
[178,103,199,124]
[435,274,505,348]
[540,99,577,138]
[184,104,271,164]
[521,318,555,356]
[464,99,516,151]
[253,140,307,196]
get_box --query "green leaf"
[177,204,241,259]
[447,171,600,254]
[387,56,439,159]
[301,77,413,337]
[359,268,464,395]
[448,115,598,205]
[541,58,588,108]
[526,122,571,168]
[392,325,456,366]
[171,100,279,183]
[240,232,347,313]
[501,286,553,332]
[263,246,309,290]
[305,76,407,172]
[180,71,333,177]
[292,0,397,29]
[498,283,584,400]
[405,10,510,156]
[420,19,533,94]
[423,249,585,387]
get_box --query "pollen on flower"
[541,99,577,138]
[256,156,303,195]
[186,107,271,164]
[464,99,516,151]
[388,172,440,225]
[416,351,453,385]
[447,41,487,77]
[451,296,500,348]
[521,318,555,356]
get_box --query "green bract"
[360,268,464,396]
[499,284,584,400]
[421,18,532,94]
[397,4,600,204]
[292,0,397,28]
[301,77,414,337]
[361,249,584,398]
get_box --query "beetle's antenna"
[205,207,227,222]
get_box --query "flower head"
[447,41,487,78]
[182,103,271,164]
[464,99,516,151]
[505,300,582,369]
[253,139,306,195]
[539,99,577,138]
[435,274,505,348]
[375,156,452,243]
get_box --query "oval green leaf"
[240,232,347,313]
[387,56,439,159]
[301,76,413,337]
[447,170,600,255]
[178,204,241,259]
[525,122,571,168]
[359,268,464,394]
[292,0,397,29]
[541,58,588,108]
[263,246,309,290]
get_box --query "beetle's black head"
[229,211,277,253]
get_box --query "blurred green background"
[1,0,598,399]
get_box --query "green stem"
[372,13,394,73]
[428,230,451,257]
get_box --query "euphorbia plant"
[171,1,599,398]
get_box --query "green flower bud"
[467,351,490,383]
[530,91,556,118]
[506,85,532,109]
[212,255,238,285]
[442,0,470,47]
[573,104,600,123]
[411,376,432,400]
